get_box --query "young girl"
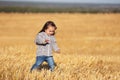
[30,21,60,72]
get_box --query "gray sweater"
[34,32,60,56]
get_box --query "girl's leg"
[45,56,55,71]
[30,56,45,72]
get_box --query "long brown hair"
[38,21,57,35]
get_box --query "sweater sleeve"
[52,36,60,52]
[34,33,47,45]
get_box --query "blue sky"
[1,0,120,4]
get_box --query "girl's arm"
[52,36,60,53]
[34,33,47,45]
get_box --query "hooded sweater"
[34,32,60,56]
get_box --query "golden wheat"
[0,13,120,80]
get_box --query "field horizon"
[0,1,120,13]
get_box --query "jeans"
[30,56,55,72]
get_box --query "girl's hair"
[38,21,57,35]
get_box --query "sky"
[1,0,120,4]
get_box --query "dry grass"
[0,13,120,80]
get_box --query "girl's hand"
[45,39,49,43]
[56,49,60,53]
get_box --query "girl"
[30,21,60,72]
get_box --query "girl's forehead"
[48,26,55,30]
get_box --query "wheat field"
[0,13,120,80]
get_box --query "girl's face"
[45,25,55,36]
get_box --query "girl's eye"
[49,31,54,32]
